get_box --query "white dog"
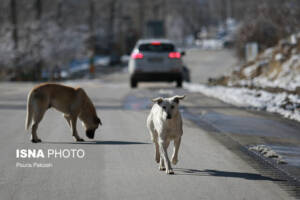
[147,95,185,174]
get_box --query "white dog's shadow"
[174,168,282,181]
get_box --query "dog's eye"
[171,105,174,109]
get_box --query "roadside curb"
[182,107,300,199]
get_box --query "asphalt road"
[0,50,298,200]
[182,49,238,83]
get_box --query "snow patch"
[275,53,283,61]
[243,64,258,77]
[184,83,300,122]
[196,39,223,50]
[249,145,287,164]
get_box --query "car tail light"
[151,41,161,45]
[168,52,181,59]
[131,52,144,59]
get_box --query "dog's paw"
[76,138,85,142]
[31,139,42,143]
[171,157,178,165]
[166,169,174,175]
[159,166,166,171]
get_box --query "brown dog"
[25,83,102,143]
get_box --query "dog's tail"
[25,91,33,130]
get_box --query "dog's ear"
[173,95,185,103]
[152,97,163,104]
[94,117,102,125]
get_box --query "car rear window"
[138,43,175,52]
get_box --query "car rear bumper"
[131,72,182,82]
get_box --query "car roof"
[136,39,174,45]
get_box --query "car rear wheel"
[176,79,182,88]
[130,78,138,88]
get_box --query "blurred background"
[0,0,299,81]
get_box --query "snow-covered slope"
[212,33,300,93]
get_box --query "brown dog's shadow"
[42,140,150,145]
[173,168,283,181]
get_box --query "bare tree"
[10,0,18,51]
[56,0,62,26]
[88,0,95,35]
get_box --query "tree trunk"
[56,0,62,26]
[35,0,42,19]
[10,0,18,51]
[35,0,42,81]
[89,0,95,35]
[108,0,116,47]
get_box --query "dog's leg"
[159,139,169,170]
[31,109,46,143]
[148,119,160,163]
[159,156,165,171]
[150,131,160,163]
[159,139,173,174]
[31,122,42,143]
[70,117,84,142]
[154,141,160,163]
[172,137,181,165]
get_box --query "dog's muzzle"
[167,114,172,119]
[86,129,95,139]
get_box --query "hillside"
[211,33,300,94]
[184,33,300,122]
